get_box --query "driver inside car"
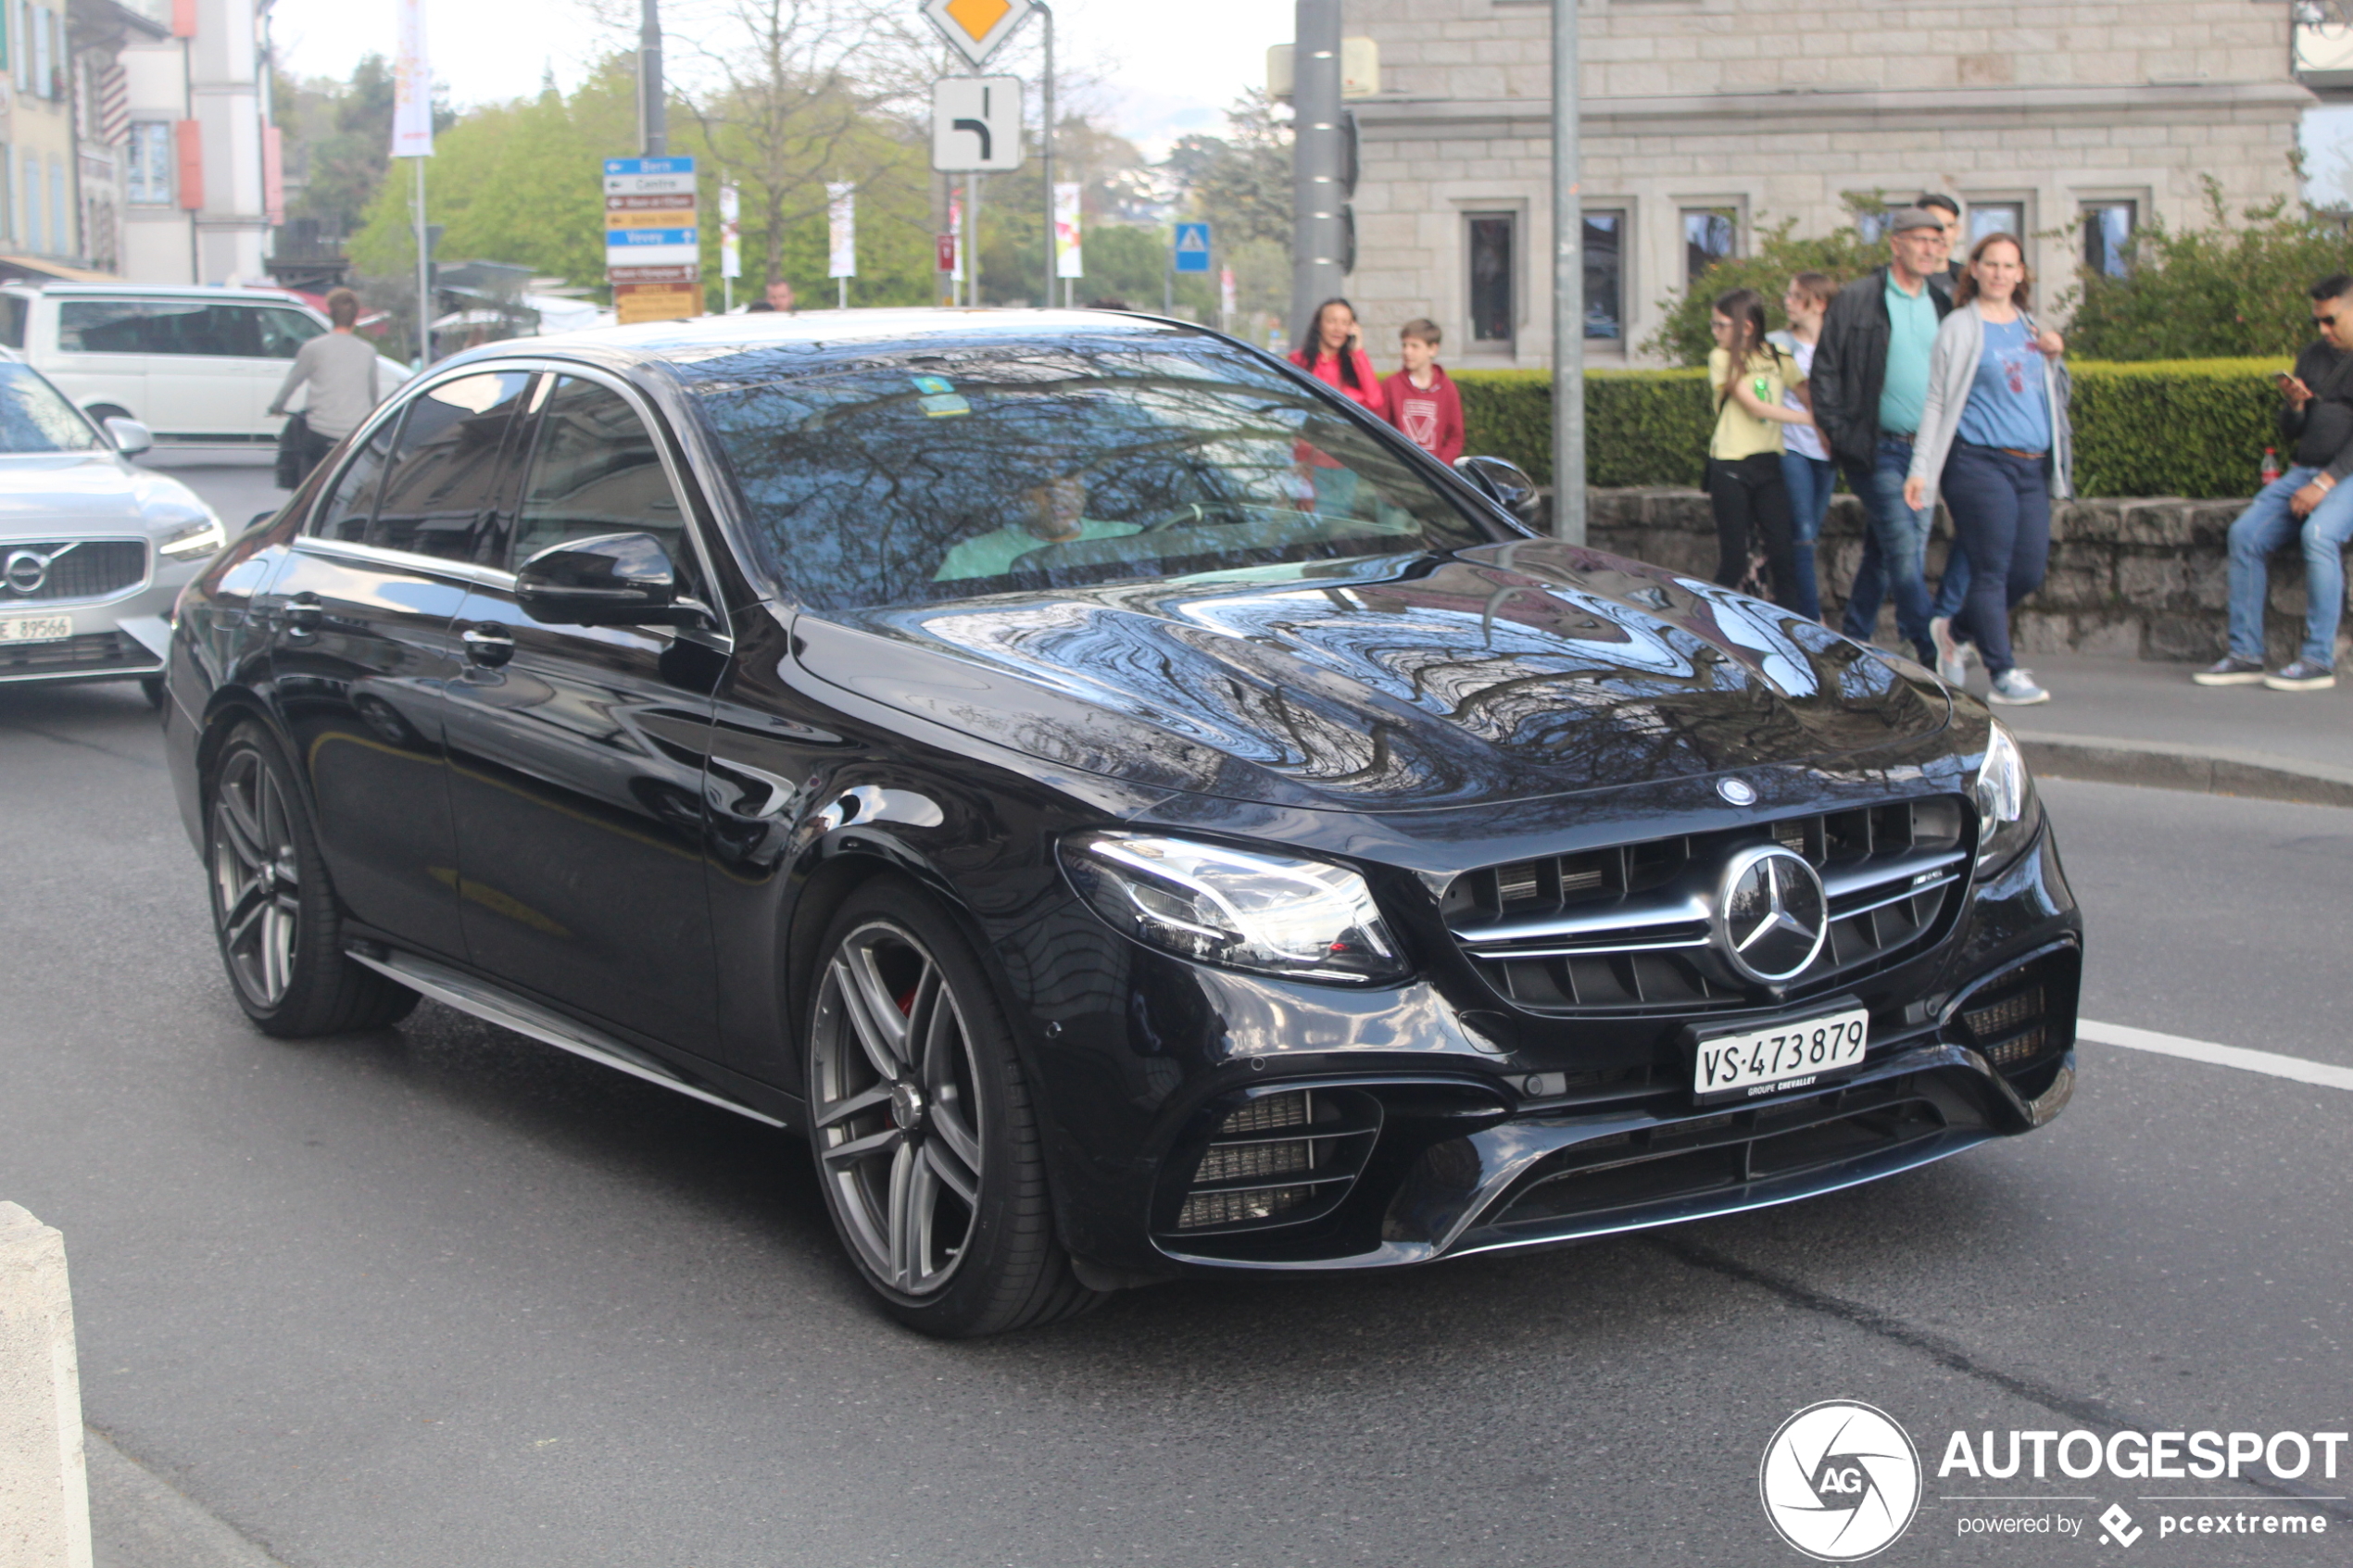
[931,470,1140,583]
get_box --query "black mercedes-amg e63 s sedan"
[162,310,2079,1336]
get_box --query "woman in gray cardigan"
[1903,233,2074,705]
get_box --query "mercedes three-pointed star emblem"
[1712,844,1829,985]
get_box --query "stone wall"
[1576,488,2351,665]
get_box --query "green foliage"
[1456,360,2289,499]
[1164,91,1291,250]
[1641,215,1894,368]
[349,65,635,295]
[2058,180,2353,361]
[2067,358,2283,499]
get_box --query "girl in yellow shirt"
[1705,287,1816,610]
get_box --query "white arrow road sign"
[932,77,1024,172]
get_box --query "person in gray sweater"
[269,288,382,485]
[1903,233,2073,706]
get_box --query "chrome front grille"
[1441,797,1971,1014]
[0,539,147,604]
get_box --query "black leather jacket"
[1809,265,1953,469]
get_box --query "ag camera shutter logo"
[1760,1400,1922,1561]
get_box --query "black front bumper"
[1018,821,2081,1282]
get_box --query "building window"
[2082,201,2135,278]
[1683,207,1737,283]
[23,151,40,253]
[1467,213,1515,346]
[1968,202,2025,246]
[1856,209,1892,245]
[125,122,172,205]
[49,158,64,256]
[1584,209,1624,342]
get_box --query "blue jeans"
[1939,443,2051,679]
[1779,451,1833,621]
[1930,528,1973,622]
[1838,436,1935,659]
[2226,465,2353,669]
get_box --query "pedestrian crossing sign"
[1174,221,1211,274]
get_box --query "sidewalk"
[1943,650,2353,808]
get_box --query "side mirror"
[515,532,700,627]
[1453,454,1543,529]
[104,416,154,458]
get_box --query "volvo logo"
[4,547,54,595]
[1713,844,1829,985]
[1718,776,1757,806]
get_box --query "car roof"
[504,307,1210,365]
[1,282,311,303]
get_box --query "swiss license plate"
[0,614,72,646]
[1692,1008,1869,1105]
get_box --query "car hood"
[795,541,1951,812]
[0,454,207,537]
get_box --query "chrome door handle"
[281,595,323,634]
[461,625,515,669]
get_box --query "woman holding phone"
[1904,234,2074,705]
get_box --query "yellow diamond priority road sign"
[923,0,1033,69]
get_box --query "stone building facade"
[1346,0,2313,368]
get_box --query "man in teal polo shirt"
[1808,207,1951,662]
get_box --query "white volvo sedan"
[0,359,226,703]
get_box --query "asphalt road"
[2,471,2347,1567]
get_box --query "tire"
[203,721,418,1036]
[805,878,1102,1337]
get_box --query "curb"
[2016,731,2353,809]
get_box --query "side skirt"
[346,946,787,1130]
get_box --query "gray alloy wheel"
[209,741,303,1010]
[202,724,416,1036]
[810,918,988,1298]
[803,880,1102,1336]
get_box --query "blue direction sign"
[1173,221,1212,274]
[603,156,696,177]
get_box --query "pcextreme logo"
[1759,1400,1924,1562]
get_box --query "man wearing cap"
[1808,206,1954,663]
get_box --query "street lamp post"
[1290,0,1344,344]
[640,0,666,157]
[1552,0,1585,544]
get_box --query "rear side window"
[312,418,399,546]
[510,377,688,575]
[368,371,535,562]
[57,300,268,357]
[0,295,25,349]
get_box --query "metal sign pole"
[1552,0,1585,544]
[1038,2,1054,309]
[1290,0,1343,343]
[640,0,666,157]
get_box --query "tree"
[2057,179,2353,360]
[1164,90,1290,250]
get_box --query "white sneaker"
[1988,668,2049,706]
[1929,616,1968,687]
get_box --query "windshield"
[678,331,1501,611]
[0,363,104,454]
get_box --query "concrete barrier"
[0,1203,92,1568]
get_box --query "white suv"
[0,283,410,448]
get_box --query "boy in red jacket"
[1382,319,1465,463]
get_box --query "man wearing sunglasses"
[2196,274,2353,691]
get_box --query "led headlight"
[1062,832,1408,985]
[1973,720,2042,875]
[157,515,226,561]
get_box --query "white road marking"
[2078,1019,2353,1093]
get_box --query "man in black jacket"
[2195,273,2353,691]
[1809,208,1952,662]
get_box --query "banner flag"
[828,183,857,279]
[1054,182,1083,280]
[391,0,433,158]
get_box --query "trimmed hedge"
[1455,358,2284,499]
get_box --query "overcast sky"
[267,0,1293,157]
